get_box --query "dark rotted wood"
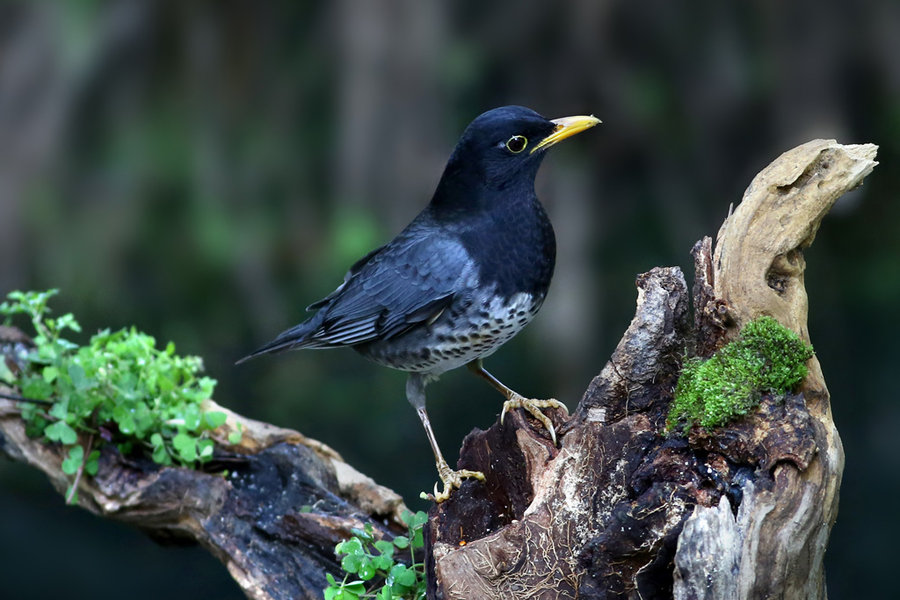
[687,392,818,472]
[689,237,730,358]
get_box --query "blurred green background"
[0,1,897,598]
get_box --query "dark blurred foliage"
[0,1,897,598]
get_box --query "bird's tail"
[235,311,328,365]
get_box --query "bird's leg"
[467,359,568,445]
[406,374,485,502]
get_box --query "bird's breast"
[358,288,544,375]
[459,198,556,301]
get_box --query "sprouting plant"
[324,509,428,600]
[0,289,237,503]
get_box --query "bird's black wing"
[238,230,473,361]
[305,243,387,312]
[308,232,471,346]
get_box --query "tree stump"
[427,139,876,599]
[0,140,877,599]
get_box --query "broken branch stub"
[673,140,876,600]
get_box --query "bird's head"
[432,106,600,212]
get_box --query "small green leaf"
[197,439,214,460]
[203,410,227,428]
[390,564,416,587]
[45,421,78,444]
[67,363,90,391]
[85,450,100,476]
[56,313,81,333]
[183,403,201,430]
[35,343,58,362]
[173,433,197,462]
[374,540,394,556]
[61,445,84,474]
[341,554,361,574]
[409,511,428,528]
[133,403,153,435]
[48,401,68,420]
[152,444,170,465]
[372,554,392,571]
[180,443,198,463]
[343,536,364,552]
[172,432,192,450]
[227,429,242,445]
[42,366,59,383]
[22,378,53,400]
[357,557,376,580]
[392,535,409,549]
[114,405,137,435]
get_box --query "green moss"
[666,316,814,432]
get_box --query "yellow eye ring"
[505,135,528,154]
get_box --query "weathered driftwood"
[0,140,877,600]
[672,140,875,600]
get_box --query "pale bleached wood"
[674,140,876,600]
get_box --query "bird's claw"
[501,395,568,445]
[422,466,485,502]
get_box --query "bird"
[238,106,600,501]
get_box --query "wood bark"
[0,140,877,599]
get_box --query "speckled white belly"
[361,290,543,375]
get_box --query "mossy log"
[0,383,408,600]
[0,140,877,599]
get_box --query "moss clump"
[666,316,814,432]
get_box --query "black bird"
[239,106,599,501]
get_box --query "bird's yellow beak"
[530,115,601,154]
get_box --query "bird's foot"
[501,395,569,445]
[421,463,485,503]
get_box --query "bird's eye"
[505,135,528,154]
